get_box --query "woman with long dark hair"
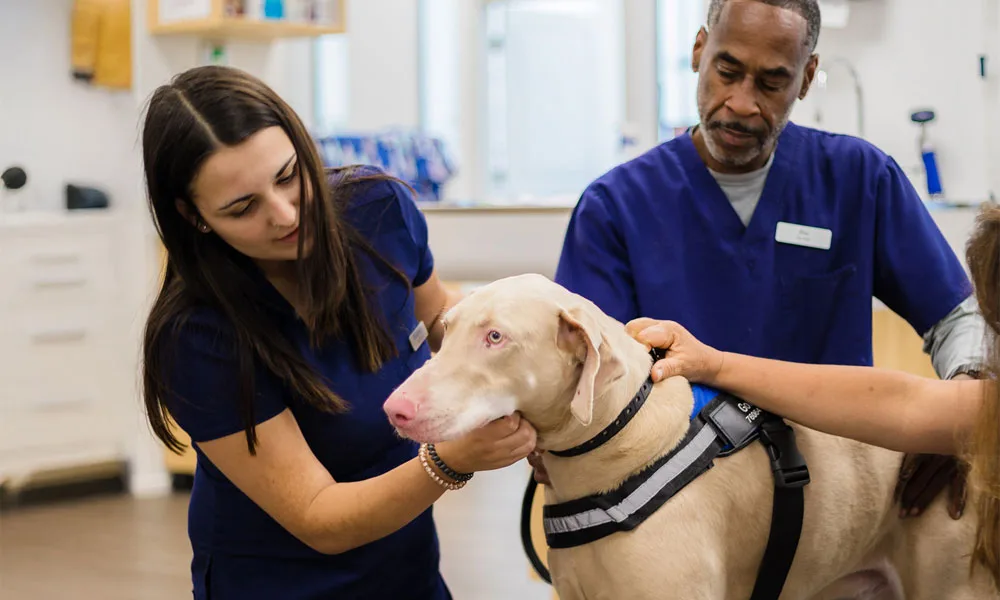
[140,65,536,599]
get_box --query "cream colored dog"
[384,274,997,600]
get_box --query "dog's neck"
[542,337,696,502]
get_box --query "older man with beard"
[546,0,986,520]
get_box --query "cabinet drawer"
[0,233,115,312]
[0,375,111,454]
[0,314,109,386]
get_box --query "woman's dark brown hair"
[963,203,1000,588]
[141,65,406,455]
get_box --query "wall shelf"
[148,0,345,41]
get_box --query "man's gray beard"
[702,113,789,170]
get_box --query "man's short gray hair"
[707,0,821,52]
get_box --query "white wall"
[418,0,483,201]
[791,0,996,204]
[0,1,317,215]
[133,8,315,128]
[0,1,142,214]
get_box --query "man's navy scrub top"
[556,122,972,366]
[164,167,451,600]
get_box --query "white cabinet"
[0,212,132,488]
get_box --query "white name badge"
[409,321,429,351]
[775,221,832,250]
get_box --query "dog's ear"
[557,306,621,426]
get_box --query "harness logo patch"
[738,401,762,424]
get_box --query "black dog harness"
[542,350,810,600]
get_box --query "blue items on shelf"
[315,130,456,202]
[263,0,285,19]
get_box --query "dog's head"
[383,274,645,447]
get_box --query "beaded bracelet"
[427,443,474,483]
[418,443,467,491]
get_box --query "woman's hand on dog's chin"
[625,318,725,385]
[435,412,538,475]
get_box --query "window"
[481,0,626,204]
[656,0,705,141]
[414,0,626,204]
[313,33,350,136]
[417,0,462,164]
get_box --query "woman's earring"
[198,222,210,233]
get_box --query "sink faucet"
[814,56,865,138]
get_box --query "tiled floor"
[0,465,553,599]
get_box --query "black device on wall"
[65,183,109,210]
[1,166,27,191]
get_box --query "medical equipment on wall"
[316,131,456,203]
[0,166,28,212]
[911,110,944,199]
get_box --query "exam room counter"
[162,202,980,474]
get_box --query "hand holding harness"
[535,349,811,600]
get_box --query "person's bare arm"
[198,408,534,555]
[627,319,984,455]
[710,352,982,454]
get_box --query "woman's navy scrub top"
[163,167,451,600]
[556,122,972,367]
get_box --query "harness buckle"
[758,419,811,489]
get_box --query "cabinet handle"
[32,276,88,289]
[33,397,91,411]
[28,253,82,265]
[31,328,88,344]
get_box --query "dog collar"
[547,349,662,458]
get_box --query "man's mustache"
[708,120,766,139]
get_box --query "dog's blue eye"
[487,330,504,345]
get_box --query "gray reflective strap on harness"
[543,421,720,544]
[542,393,810,600]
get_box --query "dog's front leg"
[551,577,587,600]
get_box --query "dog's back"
[548,382,997,600]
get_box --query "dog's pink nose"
[384,392,419,427]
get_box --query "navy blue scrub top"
[556,122,972,367]
[164,166,451,600]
